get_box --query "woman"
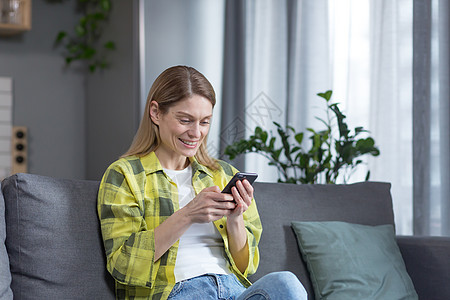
[97,65,307,299]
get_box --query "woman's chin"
[177,146,199,158]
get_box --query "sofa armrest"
[396,235,450,300]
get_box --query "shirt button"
[219,225,224,229]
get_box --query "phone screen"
[221,172,258,194]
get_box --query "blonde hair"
[122,65,218,169]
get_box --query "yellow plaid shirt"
[97,152,262,299]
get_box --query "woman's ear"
[149,101,160,125]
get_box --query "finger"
[241,179,254,198]
[212,192,234,202]
[236,180,252,206]
[210,196,236,209]
[220,201,237,210]
[231,186,241,202]
[231,186,246,212]
[203,185,221,193]
[213,207,234,218]
[235,180,249,199]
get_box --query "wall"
[142,0,225,157]
[0,0,86,179]
[85,0,139,180]
[0,0,137,180]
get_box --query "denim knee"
[266,271,297,282]
[255,271,307,299]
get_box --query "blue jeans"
[168,271,308,300]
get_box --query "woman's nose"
[188,123,201,138]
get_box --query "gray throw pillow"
[2,173,115,299]
[291,221,418,300]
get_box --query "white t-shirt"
[163,166,231,283]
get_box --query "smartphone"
[221,172,258,194]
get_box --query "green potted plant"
[224,90,380,184]
[52,0,115,73]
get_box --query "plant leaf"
[55,31,67,43]
[101,0,111,11]
[260,130,268,143]
[269,137,276,149]
[294,132,304,144]
[317,90,332,101]
[89,64,97,73]
[104,41,116,50]
[75,24,86,37]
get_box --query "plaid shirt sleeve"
[97,158,158,288]
[220,197,262,283]
[237,195,262,279]
[212,161,262,285]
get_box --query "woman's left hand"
[228,179,253,220]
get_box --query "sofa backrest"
[249,181,394,299]
[0,183,13,299]
[1,173,394,300]
[2,173,115,300]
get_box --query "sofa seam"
[13,175,22,300]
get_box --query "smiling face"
[150,94,213,170]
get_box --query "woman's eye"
[201,121,210,125]
[180,119,191,124]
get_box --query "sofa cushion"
[249,181,394,299]
[2,173,115,299]
[291,221,418,300]
[0,183,13,299]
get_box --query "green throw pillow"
[291,221,418,300]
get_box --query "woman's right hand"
[184,186,236,224]
[154,186,235,261]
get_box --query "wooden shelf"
[0,0,31,36]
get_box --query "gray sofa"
[1,173,449,299]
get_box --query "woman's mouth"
[179,138,198,147]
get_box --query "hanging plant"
[224,90,381,184]
[52,0,116,73]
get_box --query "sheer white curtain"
[244,0,331,183]
[242,0,414,234]
[427,0,449,236]
[436,0,450,236]
[244,0,289,182]
[330,0,413,234]
[368,0,413,235]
